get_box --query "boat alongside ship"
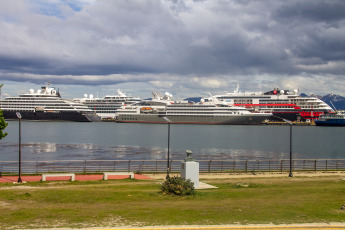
[212,84,333,122]
[314,111,345,126]
[0,83,100,122]
[116,92,272,125]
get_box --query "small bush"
[161,176,196,196]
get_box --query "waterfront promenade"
[2,171,345,183]
[16,223,345,230]
[0,173,151,183]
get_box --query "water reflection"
[0,121,344,162]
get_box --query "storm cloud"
[0,0,344,97]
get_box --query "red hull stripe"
[234,104,300,109]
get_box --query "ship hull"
[314,119,345,126]
[3,110,101,122]
[116,114,270,125]
[270,111,326,122]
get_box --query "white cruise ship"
[74,90,141,119]
[212,84,333,122]
[116,92,272,125]
[0,83,100,122]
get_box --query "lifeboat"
[140,107,153,113]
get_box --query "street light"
[282,118,293,177]
[16,112,22,183]
[163,117,171,179]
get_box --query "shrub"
[161,176,196,196]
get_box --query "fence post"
[155,161,158,173]
[257,160,260,172]
[268,160,271,172]
[336,160,339,170]
[303,160,305,171]
[326,160,328,171]
[245,160,248,173]
[208,160,211,173]
[280,160,283,172]
[314,160,317,171]
[128,160,131,172]
[141,161,145,173]
[233,161,236,173]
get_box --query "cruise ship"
[116,92,272,125]
[0,83,101,122]
[74,90,141,119]
[212,84,333,122]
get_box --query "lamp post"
[283,118,293,177]
[16,112,22,183]
[163,117,171,179]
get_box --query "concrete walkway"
[0,174,152,183]
[19,223,345,230]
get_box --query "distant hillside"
[298,93,345,110]
[321,94,345,110]
[184,97,202,103]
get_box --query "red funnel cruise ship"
[212,84,333,122]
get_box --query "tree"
[0,110,8,139]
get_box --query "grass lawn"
[0,175,344,229]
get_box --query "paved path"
[0,174,152,183]
[19,223,345,230]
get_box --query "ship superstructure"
[74,90,141,119]
[212,84,333,121]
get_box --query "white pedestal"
[181,161,199,188]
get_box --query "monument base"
[181,161,199,188]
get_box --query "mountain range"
[306,93,345,110]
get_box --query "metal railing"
[1,159,345,175]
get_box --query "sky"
[0,0,345,99]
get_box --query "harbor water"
[0,121,344,162]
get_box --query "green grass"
[0,176,344,229]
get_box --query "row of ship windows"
[3,99,64,102]
[0,103,71,106]
[92,107,121,109]
[167,112,243,115]
[121,115,237,118]
[3,107,76,110]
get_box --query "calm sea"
[0,121,344,162]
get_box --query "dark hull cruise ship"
[0,83,100,122]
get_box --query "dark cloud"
[274,0,345,23]
[0,0,344,96]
